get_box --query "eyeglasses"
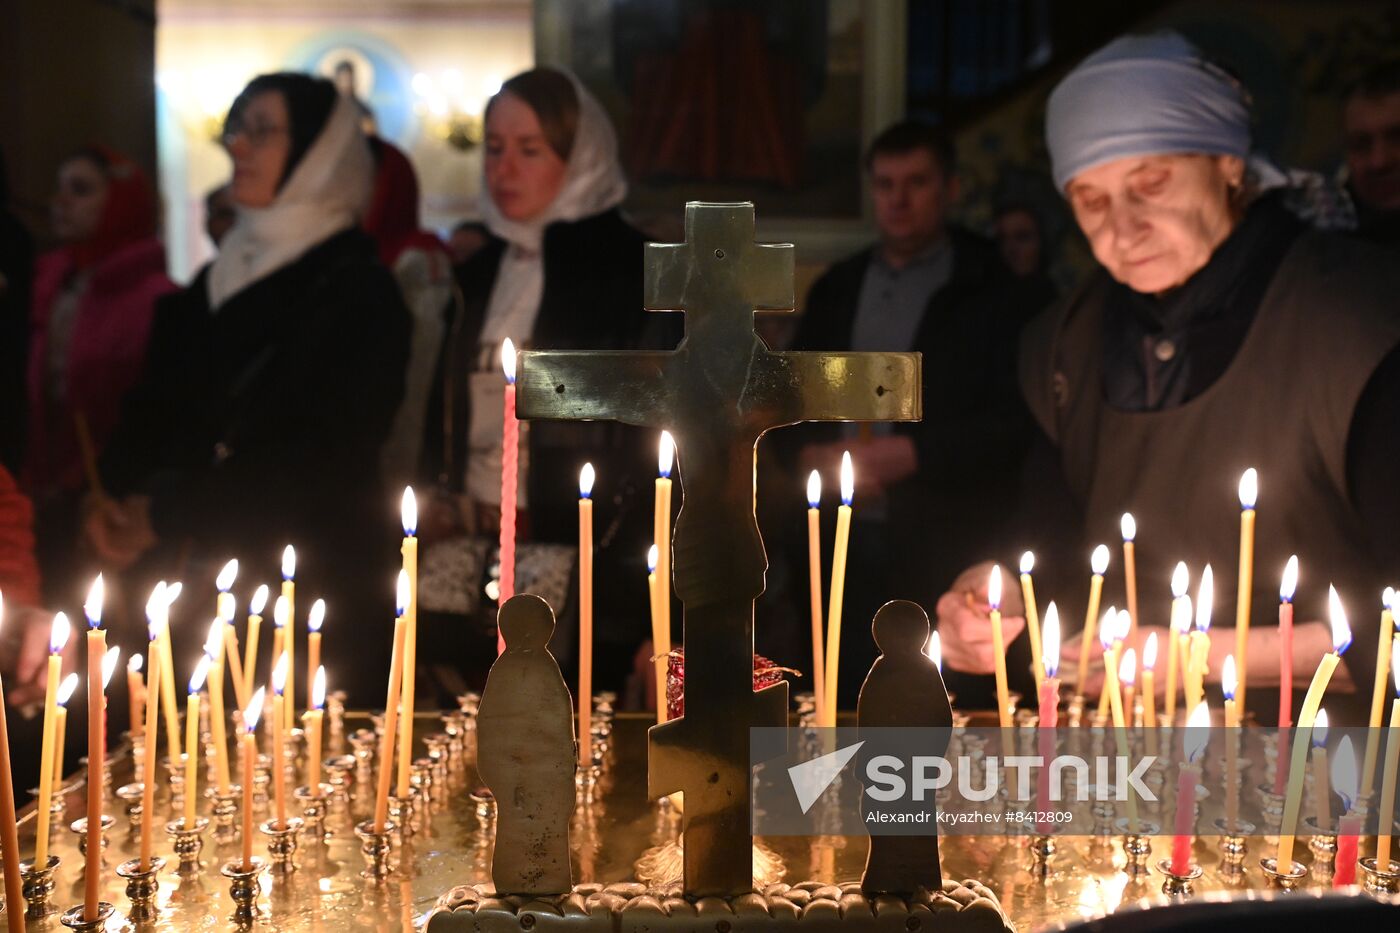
[222,122,289,149]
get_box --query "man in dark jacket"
[783,121,1034,706]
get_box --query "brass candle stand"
[220,857,265,924]
[116,855,165,922]
[1155,858,1203,897]
[166,816,210,871]
[58,901,115,931]
[70,814,115,858]
[1258,856,1309,890]
[259,816,304,874]
[208,784,242,843]
[1358,857,1400,894]
[1213,817,1255,871]
[19,854,60,918]
[115,782,143,834]
[294,783,333,840]
[1115,818,1159,876]
[355,819,396,879]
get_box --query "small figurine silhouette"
[858,600,954,897]
[477,594,577,894]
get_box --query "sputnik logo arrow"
[787,741,864,813]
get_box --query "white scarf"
[208,94,373,309]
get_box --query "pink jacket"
[25,237,175,495]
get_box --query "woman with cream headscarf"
[87,73,410,698]
[426,67,671,691]
[934,33,1400,725]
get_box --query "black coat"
[102,228,410,702]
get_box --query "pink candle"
[1332,735,1360,887]
[1275,557,1298,794]
[1335,814,1361,886]
[498,339,518,656]
[1035,604,1060,835]
[1171,703,1211,875]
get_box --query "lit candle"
[156,581,182,762]
[1310,709,1331,829]
[1100,608,1125,728]
[1186,566,1214,713]
[807,471,826,726]
[577,464,594,766]
[270,594,288,724]
[139,588,164,871]
[82,575,106,921]
[1234,469,1258,709]
[280,546,296,732]
[646,546,663,720]
[127,653,144,741]
[1121,513,1139,645]
[271,652,289,827]
[1223,654,1240,831]
[1360,587,1396,806]
[1171,702,1211,874]
[1036,603,1060,834]
[1375,641,1400,873]
[989,565,1010,728]
[306,600,325,729]
[240,688,264,871]
[0,593,27,932]
[34,612,70,866]
[398,486,417,801]
[203,619,231,794]
[52,673,78,787]
[1275,558,1299,795]
[243,584,268,702]
[305,666,325,792]
[823,452,854,727]
[1142,632,1158,729]
[1097,606,1125,719]
[655,432,674,707]
[1119,647,1137,726]
[1019,551,1044,693]
[498,340,519,652]
[184,654,211,827]
[1276,585,1353,869]
[1165,562,1190,725]
[1076,545,1111,697]
[1332,735,1360,887]
[217,559,248,715]
[374,572,411,833]
[925,630,942,672]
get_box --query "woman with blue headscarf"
[935,32,1400,725]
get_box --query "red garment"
[0,466,40,606]
[25,237,174,495]
[363,137,447,268]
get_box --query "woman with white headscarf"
[87,73,410,699]
[425,67,669,689]
[934,33,1400,725]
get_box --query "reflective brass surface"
[516,202,920,896]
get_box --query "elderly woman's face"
[1067,153,1243,294]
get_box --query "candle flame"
[164,581,182,605]
[1177,595,1194,634]
[312,665,327,710]
[1091,544,1110,575]
[806,470,821,509]
[501,338,517,383]
[402,486,418,536]
[1384,586,1396,612]
[839,451,854,506]
[84,574,104,627]
[216,559,238,592]
[1313,709,1329,748]
[1118,647,1136,686]
[272,652,288,694]
[282,545,296,580]
[396,569,410,617]
[308,599,326,633]
[102,645,120,689]
[1098,606,1118,650]
[128,653,142,674]
[1238,467,1258,509]
[1042,602,1061,678]
[251,584,269,615]
[1020,551,1035,575]
[50,612,71,654]
[925,630,942,672]
[1143,631,1158,670]
[56,672,79,706]
[1281,555,1299,602]
[273,595,289,628]
[659,431,675,478]
[1195,564,1214,632]
[579,462,595,498]
[189,654,211,694]
[987,565,1002,610]
[204,618,223,657]
[1184,702,1211,760]
[1120,512,1136,542]
[1221,654,1237,700]
[1116,609,1132,641]
[1332,735,1358,811]
[1391,635,1399,692]
[244,687,265,732]
[1328,585,1353,654]
[647,545,658,574]
[1171,561,1190,599]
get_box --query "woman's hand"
[83,495,157,569]
[934,560,1026,674]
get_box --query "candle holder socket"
[58,901,115,931]
[1028,833,1055,877]
[220,857,265,925]
[69,814,116,858]
[294,783,333,839]
[1302,816,1338,860]
[165,816,209,869]
[116,782,144,832]
[208,785,241,842]
[1255,783,1287,822]
[387,790,418,837]
[116,856,165,922]
[259,816,304,874]
[326,690,347,736]
[251,758,272,809]
[1213,817,1255,865]
[411,758,435,802]
[19,855,60,918]
[1115,818,1158,875]
[1358,857,1400,894]
[355,819,397,879]
[323,755,355,812]
[1259,856,1308,890]
[1155,858,1203,897]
